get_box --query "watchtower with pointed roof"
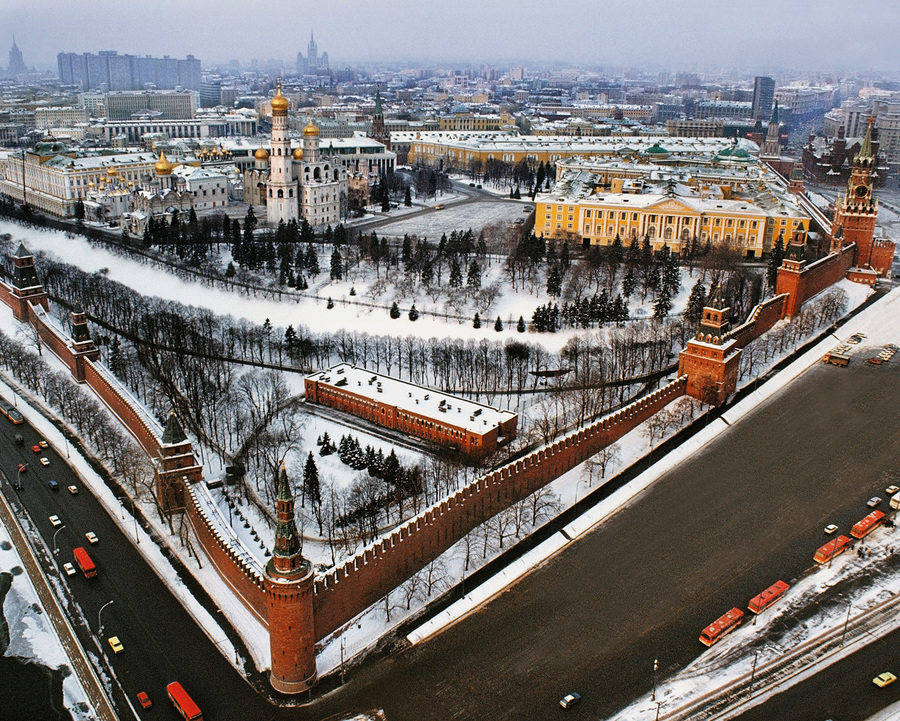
[68,301,100,381]
[7,243,48,320]
[156,410,204,511]
[678,282,741,405]
[264,464,317,694]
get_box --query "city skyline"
[3,0,899,75]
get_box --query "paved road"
[735,622,900,721]
[4,338,899,721]
[292,349,900,721]
[0,401,267,721]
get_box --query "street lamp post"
[52,525,65,556]
[16,463,27,490]
[841,599,852,647]
[651,658,658,702]
[98,600,114,638]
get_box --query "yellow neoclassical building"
[535,150,810,258]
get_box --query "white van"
[890,493,900,510]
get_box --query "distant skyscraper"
[296,32,328,75]
[8,36,26,76]
[752,76,775,121]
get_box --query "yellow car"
[874,672,896,687]
[108,636,124,654]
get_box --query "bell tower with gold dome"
[266,82,299,225]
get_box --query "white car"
[49,515,62,528]
[886,485,899,496]
[824,524,839,534]
[560,693,582,709]
[85,532,99,545]
[39,457,50,466]
[867,497,883,508]
[62,562,76,576]
[67,485,79,495]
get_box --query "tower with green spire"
[264,463,317,694]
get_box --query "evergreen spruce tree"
[404,187,412,207]
[330,247,343,280]
[303,452,320,506]
[408,304,419,321]
[390,301,401,319]
[517,316,526,333]
[473,312,481,328]
[494,316,504,332]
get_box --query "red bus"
[814,535,852,564]
[166,682,202,721]
[748,580,789,614]
[72,547,97,578]
[851,510,885,539]
[699,607,744,646]
[0,397,23,424]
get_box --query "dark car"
[48,480,59,492]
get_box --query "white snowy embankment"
[0,519,95,720]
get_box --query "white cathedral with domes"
[243,83,347,228]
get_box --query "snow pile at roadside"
[0,519,95,719]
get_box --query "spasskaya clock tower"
[832,117,879,269]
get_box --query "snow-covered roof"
[307,363,516,435]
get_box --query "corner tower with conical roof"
[266,82,300,226]
[264,463,317,694]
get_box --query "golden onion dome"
[292,146,303,160]
[88,181,94,188]
[107,167,118,177]
[254,146,270,160]
[155,151,174,175]
[271,84,289,113]
[303,119,319,136]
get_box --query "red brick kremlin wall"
[311,375,687,639]
[776,244,856,318]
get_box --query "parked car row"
[868,344,898,366]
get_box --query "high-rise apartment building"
[752,76,775,120]
[57,51,201,91]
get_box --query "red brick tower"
[678,282,742,405]
[264,464,317,694]
[832,117,879,268]
[9,243,48,320]
[156,411,203,512]
[69,302,100,382]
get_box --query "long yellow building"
[535,149,810,258]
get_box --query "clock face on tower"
[854,184,869,199]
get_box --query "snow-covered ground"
[0,516,96,720]
[0,216,693,356]
[0,210,890,709]
[373,199,526,239]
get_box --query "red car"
[31,444,41,453]
[17,463,26,473]
[136,691,152,709]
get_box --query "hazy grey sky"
[5,0,899,75]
